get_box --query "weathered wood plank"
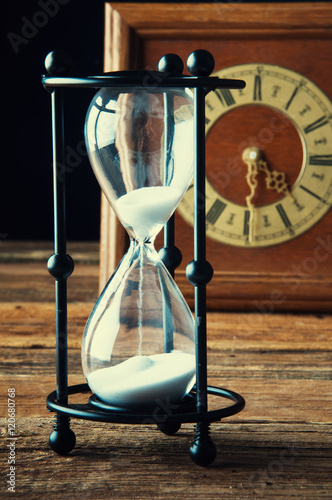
[0,264,99,303]
[1,302,332,350]
[1,346,331,381]
[0,260,331,498]
[0,417,331,499]
[0,302,91,348]
[0,241,99,264]
[1,371,331,425]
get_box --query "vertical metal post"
[52,88,68,406]
[186,51,217,466]
[193,86,210,414]
[48,88,74,406]
[44,50,76,455]
[160,91,181,353]
[163,215,175,278]
[51,89,66,257]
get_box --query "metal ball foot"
[157,422,181,435]
[189,422,217,466]
[49,415,76,455]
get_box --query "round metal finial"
[158,53,184,75]
[45,50,72,76]
[186,50,215,76]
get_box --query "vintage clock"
[100,2,332,311]
[178,63,332,248]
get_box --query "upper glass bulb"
[84,86,194,241]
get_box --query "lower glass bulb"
[81,240,195,410]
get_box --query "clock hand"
[242,147,294,243]
[242,147,261,243]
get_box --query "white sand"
[115,186,182,241]
[87,352,195,409]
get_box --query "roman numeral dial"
[178,63,332,248]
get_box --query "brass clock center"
[242,146,262,163]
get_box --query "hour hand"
[242,147,293,242]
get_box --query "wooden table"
[0,242,331,499]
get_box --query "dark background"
[2,0,325,242]
[2,0,105,241]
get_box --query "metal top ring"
[42,73,245,91]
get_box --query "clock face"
[177,63,332,247]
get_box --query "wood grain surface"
[0,246,331,498]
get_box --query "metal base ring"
[46,383,245,425]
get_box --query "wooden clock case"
[100,2,332,312]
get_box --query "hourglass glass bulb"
[81,238,196,409]
[84,86,194,241]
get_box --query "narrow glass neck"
[123,221,163,245]
[130,235,157,248]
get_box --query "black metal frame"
[42,50,246,466]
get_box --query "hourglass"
[43,49,245,466]
[82,82,196,411]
